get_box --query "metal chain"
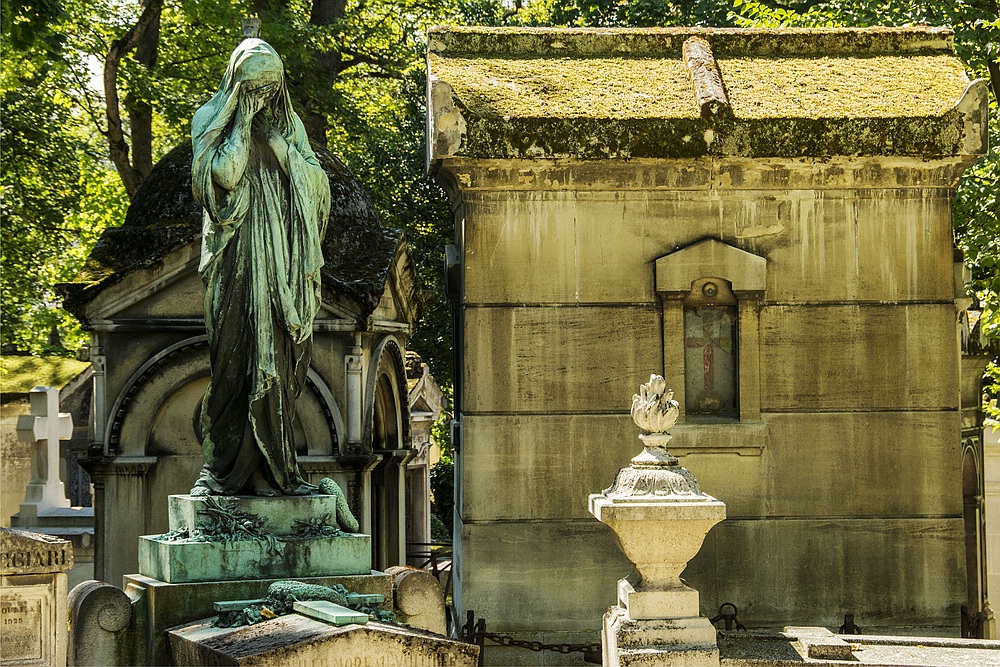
[481,631,601,655]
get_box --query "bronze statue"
[190,38,330,496]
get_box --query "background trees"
[3,0,997,404]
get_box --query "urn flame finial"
[631,374,679,434]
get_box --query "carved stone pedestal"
[603,607,720,667]
[138,494,371,582]
[590,376,727,667]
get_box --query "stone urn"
[589,375,726,620]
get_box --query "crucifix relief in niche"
[683,278,738,418]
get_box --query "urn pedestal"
[589,376,726,667]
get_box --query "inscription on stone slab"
[0,588,49,665]
[325,656,467,667]
[0,528,72,575]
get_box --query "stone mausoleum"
[427,26,989,663]
[61,142,425,588]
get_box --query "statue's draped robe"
[191,39,331,495]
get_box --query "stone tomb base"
[138,494,371,583]
[124,572,394,666]
[168,614,480,666]
[603,606,720,667]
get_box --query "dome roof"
[62,142,406,320]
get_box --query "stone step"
[138,532,371,583]
[167,494,345,537]
[11,507,95,529]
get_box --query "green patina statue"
[190,37,331,497]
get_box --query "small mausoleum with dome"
[61,141,425,587]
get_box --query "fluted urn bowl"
[589,494,725,591]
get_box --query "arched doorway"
[963,443,987,637]
[368,338,411,570]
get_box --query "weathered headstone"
[15,386,72,517]
[0,528,73,667]
[168,615,480,666]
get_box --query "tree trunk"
[104,0,163,199]
[127,4,160,181]
[301,0,346,144]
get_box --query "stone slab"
[759,303,957,411]
[464,305,661,413]
[460,187,955,305]
[618,578,700,620]
[1,582,55,666]
[718,630,1000,666]
[761,411,962,517]
[167,494,344,536]
[124,571,392,666]
[604,606,720,667]
[293,600,368,625]
[460,414,636,521]
[167,614,480,666]
[138,532,371,583]
[0,528,73,574]
[456,518,634,633]
[214,599,266,612]
[683,517,964,630]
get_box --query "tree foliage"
[3,0,998,400]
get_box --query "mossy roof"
[428,27,984,160]
[1,356,90,396]
[61,143,416,322]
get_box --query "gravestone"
[168,615,479,666]
[10,386,95,589]
[15,386,72,517]
[0,528,73,667]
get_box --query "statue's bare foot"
[190,485,211,497]
[250,471,280,497]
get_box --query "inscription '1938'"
[0,594,44,662]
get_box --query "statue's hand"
[266,128,289,162]
[238,88,268,123]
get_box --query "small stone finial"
[630,374,679,434]
[603,375,702,498]
[242,18,261,39]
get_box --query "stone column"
[590,375,726,667]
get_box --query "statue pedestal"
[589,375,727,667]
[71,492,392,665]
[138,494,371,582]
[124,572,392,666]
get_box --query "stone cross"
[16,386,72,517]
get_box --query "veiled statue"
[190,37,331,496]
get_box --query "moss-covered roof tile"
[431,55,699,119]
[427,26,987,160]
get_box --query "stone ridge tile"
[428,26,955,58]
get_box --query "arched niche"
[108,336,346,532]
[365,335,410,451]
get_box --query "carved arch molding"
[364,336,411,451]
[107,336,344,458]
